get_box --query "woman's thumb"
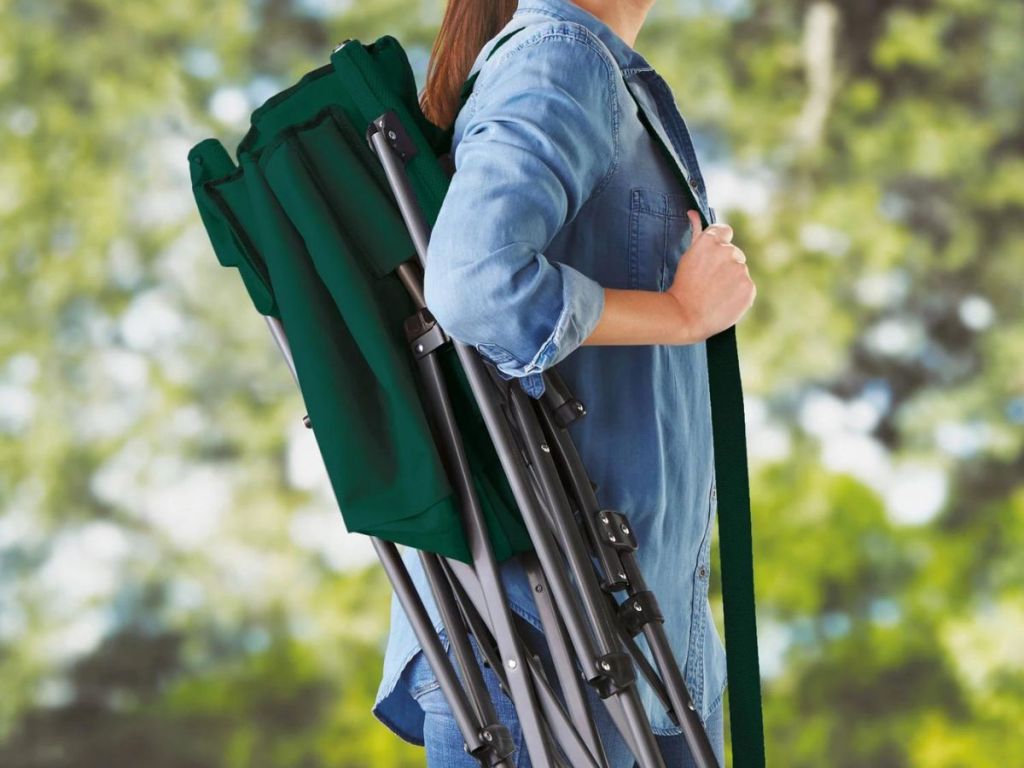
[687,209,703,238]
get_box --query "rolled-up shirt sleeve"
[423,25,618,391]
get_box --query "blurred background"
[1,0,1021,765]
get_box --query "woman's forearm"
[582,214,757,349]
[582,288,696,347]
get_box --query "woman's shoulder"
[487,18,615,61]
[450,18,623,203]
[472,19,620,99]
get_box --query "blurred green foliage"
[0,0,1021,765]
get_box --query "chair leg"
[375,539,515,766]
[535,377,721,767]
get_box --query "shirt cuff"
[476,263,605,390]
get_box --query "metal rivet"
[507,659,518,670]
[633,603,643,612]
[534,584,543,592]
[387,130,397,140]
[599,661,611,672]
[482,731,493,742]
[620,524,630,535]
[609,535,617,542]
[415,344,424,353]
[600,515,610,524]
[540,443,550,452]
[618,572,627,580]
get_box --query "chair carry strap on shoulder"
[625,91,766,768]
[616,72,766,767]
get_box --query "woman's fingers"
[704,222,734,244]
[687,211,734,248]
[668,212,758,339]
[685,212,747,267]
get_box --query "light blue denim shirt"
[374,0,727,742]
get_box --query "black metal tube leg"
[373,539,494,761]
[405,326,557,766]
[420,551,516,766]
[535,385,719,768]
[523,555,608,768]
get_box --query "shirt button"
[698,564,708,579]
[690,177,699,190]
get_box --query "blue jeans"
[401,623,726,767]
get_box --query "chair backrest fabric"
[187,35,533,563]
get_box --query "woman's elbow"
[423,257,483,346]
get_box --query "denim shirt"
[374,0,726,742]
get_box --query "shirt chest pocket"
[627,187,694,291]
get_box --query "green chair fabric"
[187,36,531,563]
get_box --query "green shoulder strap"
[627,89,766,767]
[707,332,765,767]
[617,97,765,767]
[453,28,765,767]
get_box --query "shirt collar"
[512,0,652,72]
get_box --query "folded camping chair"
[188,33,764,768]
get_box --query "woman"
[373,0,756,765]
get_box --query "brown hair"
[420,0,519,131]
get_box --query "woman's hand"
[582,210,756,348]
[665,210,756,344]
